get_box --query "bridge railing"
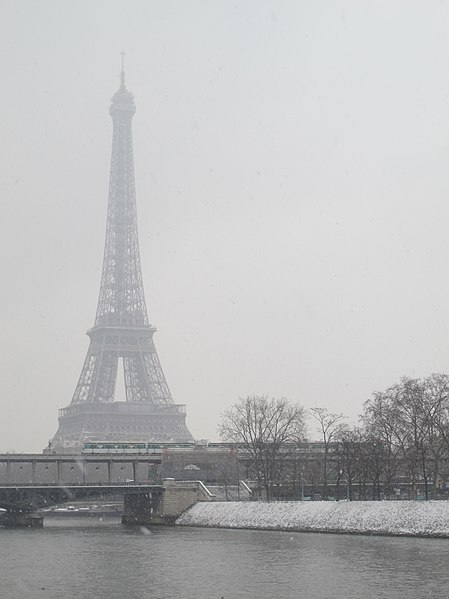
[0,481,158,488]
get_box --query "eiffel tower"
[51,60,193,451]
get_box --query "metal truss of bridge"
[51,60,193,451]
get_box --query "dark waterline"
[1,517,448,599]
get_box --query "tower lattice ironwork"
[51,62,193,450]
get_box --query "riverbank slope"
[176,500,449,537]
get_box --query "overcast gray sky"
[2,0,449,451]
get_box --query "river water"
[1,517,449,599]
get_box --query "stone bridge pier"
[122,479,215,525]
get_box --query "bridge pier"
[122,489,164,525]
[122,479,215,526]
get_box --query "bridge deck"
[0,483,163,512]
[0,454,160,486]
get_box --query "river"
[1,517,449,599]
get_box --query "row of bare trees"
[307,375,449,500]
[355,373,449,500]
[219,374,449,501]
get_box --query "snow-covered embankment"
[176,500,449,537]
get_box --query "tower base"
[51,401,193,452]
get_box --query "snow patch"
[176,501,449,537]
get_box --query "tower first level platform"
[53,402,192,451]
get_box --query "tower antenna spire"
[120,51,126,88]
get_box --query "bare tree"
[362,388,403,499]
[309,407,346,499]
[423,373,449,493]
[219,395,306,501]
[362,374,449,500]
[334,425,364,501]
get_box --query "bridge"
[0,483,160,526]
[0,454,215,527]
[0,453,161,486]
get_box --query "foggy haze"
[2,1,449,452]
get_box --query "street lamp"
[339,469,350,501]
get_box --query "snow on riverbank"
[176,500,449,537]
